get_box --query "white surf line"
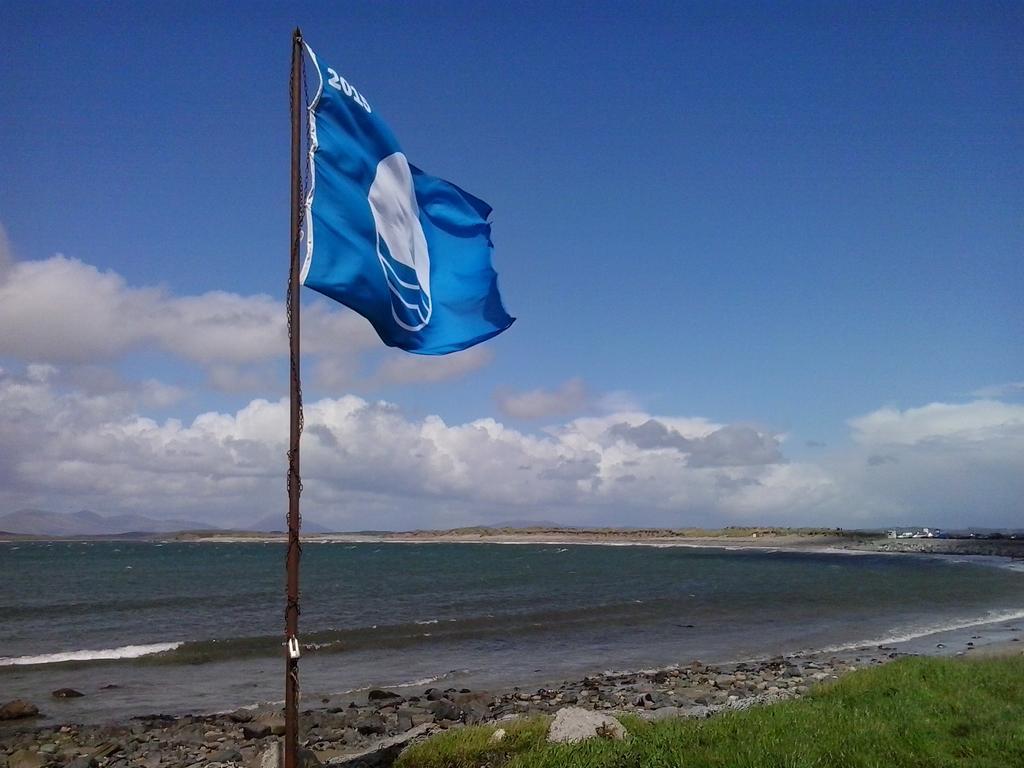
[0,642,183,666]
[804,608,1024,656]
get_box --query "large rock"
[366,690,401,703]
[257,743,281,768]
[452,692,491,724]
[354,713,386,736]
[243,722,273,739]
[323,722,432,767]
[254,743,318,768]
[633,691,668,709]
[547,707,627,743]
[8,750,45,768]
[52,687,85,698]
[209,747,243,763]
[0,699,40,720]
[395,706,433,732]
[426,699,460,722]
[244,714,286,739]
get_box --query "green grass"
[396,655,1024,768]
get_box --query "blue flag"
[301,44,514,355]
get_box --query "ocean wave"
[807,608,1024,654]
[331,669,469,696]
[947,555,1024,573]
[0,591,273,620]
[0,642,183,667]
[48,599,679,669]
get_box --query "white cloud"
[0,256,160,363]
[25,363,57,383]
[0,254,488,392]
[0,255,305,365]
[496,377,589,419]
[0,366,832,529]
[608,419,784,467]
[1,368,1020,529]
[825,400,1024,527]
[29,363,187,408]
[0,247,1018,530]
[849,400,1024,445]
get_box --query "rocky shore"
[852,537,1024,559]
[0,646,905,768]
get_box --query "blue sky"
[0,2,1021,529]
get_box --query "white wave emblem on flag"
[369,153,432,331]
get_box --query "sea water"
[1,541,1022,723]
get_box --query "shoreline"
[170,530,1024,562]
[3,623,1022,766]
[5,529,1023,562]
[3,533,1022,765]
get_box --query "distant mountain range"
[0,509,333,536]
[0,509,218,536]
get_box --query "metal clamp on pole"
[288,636,301,659]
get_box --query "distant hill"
[0,509,218,536]
[242,513,331,534]
[493,519,565,529]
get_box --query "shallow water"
[1,541,1022,723]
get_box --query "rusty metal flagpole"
[285,26,305,768]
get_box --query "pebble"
[0,648,892,766]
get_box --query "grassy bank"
[397,655,1024,768]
